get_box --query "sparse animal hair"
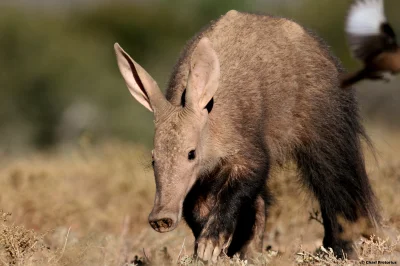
[114,10,381,262]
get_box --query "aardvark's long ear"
[186,37,220,110]
[114,43,169,113]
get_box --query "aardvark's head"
[114,37,220,232]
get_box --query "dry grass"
[0,126,399,265]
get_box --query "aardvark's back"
[167,10,355,163]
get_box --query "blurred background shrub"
[0,0,399,151]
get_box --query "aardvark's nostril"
[149,218,173,232]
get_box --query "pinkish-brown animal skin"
[115,10,380,262]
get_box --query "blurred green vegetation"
[1,0,400,151]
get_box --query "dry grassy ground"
[0,126,399,265]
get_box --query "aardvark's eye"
[188,150,196,160]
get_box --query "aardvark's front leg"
[196,164,267,263]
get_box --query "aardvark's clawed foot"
[196,232,232,263]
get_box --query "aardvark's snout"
[148,209,179,233]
